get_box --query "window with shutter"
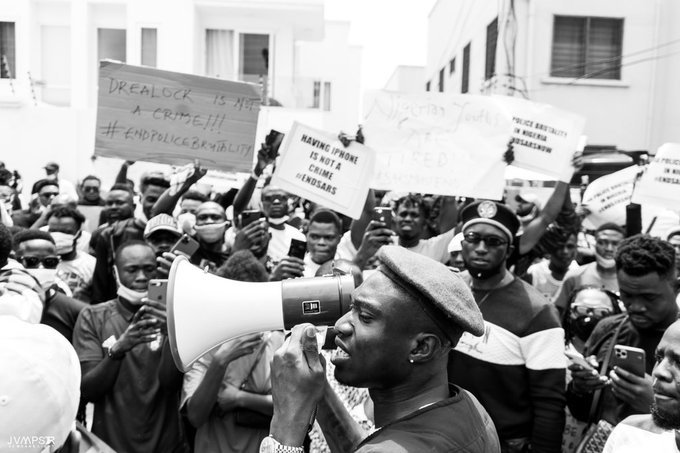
[462,42,471,93]
[485,17,498,81]
[550,16,623,80]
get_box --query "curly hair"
[217,250,269,283]
[393,193,429,218]
[615,234,675,279]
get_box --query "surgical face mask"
[569,315,601,342]
[194,221,227,243]
[595,252,616,269]
[114,267,148,305]
[26,268,58,289]
[177,212,196,235]
[267,215,289,226]
[51,232,76,256]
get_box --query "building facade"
[424,0,680,152]
[0,0,361,189]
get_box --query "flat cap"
[376,246,484,337]
[461,200,520,243]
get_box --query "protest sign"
[581,165,639,230]
[496,95,585,182]
[78,205,104,233]
[632,143,680,209]
[95,61,261,172]
[271,122,375,219]
[362,91,512,199]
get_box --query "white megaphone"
[167,256,355,371]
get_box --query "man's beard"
[651,402,680,430]
[465,261,506,280]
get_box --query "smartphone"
[171,234,200,258]
[240,210,262,228]
[373,207,393,226]
[147,280,168,305]
[613,345,646,377]
[265,130,285,160]
[565,350,595,370]
[288,238,307,260]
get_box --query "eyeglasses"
[570,305,612,319]
[82,186,99,193]
[261,194,287,203]
[20,255,61,269]
[463,232,507,247]
[39,192,59,198]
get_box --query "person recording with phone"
[269,209,344,281]
[229,131,306,265]
[567,235,679,427]
[73,240,189,453]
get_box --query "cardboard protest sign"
[362,91,512,199]
[632,143,680,209]
[581,165,639,230]
[95,61,261,172]
[497,96,585,183]
[271,122,375,219]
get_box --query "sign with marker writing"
[362,91,512,199]
[497,95,585,183]
[94,61,261,172]
[632,143,680,209]
[581,165,639,230]
[271,122,375,219]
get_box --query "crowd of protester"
[2,136,680,453]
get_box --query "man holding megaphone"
[262,246,501,453]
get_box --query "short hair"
[108,183,134,197]
[615,234,675,279]
[596,222,625,236]
[182,190,209,203]
[217,250,269,283]
[308,209,342,234]
[33,179,59,194]
[393,193,428,217]
[0,169,13,185]
[140,174,170,194]
[113,240,153,266]
[12,229,55,250]
[81,175,101,186]
[47,206,86,228]
[0,223,12,266]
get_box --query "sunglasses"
[261,194,287,202]
[463,231,507,247]
[20,255,61,269]
[570,305,612,318]
[39,192,59,198]
[82,186,99,192]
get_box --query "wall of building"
[0,0,366,193]
[425,0,680,152]
[384,65,424,93]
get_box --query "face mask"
[595,252,616,269]
[177,212,196,235]
[51,232,76,256]
[194,221,228,243]
[570,315,600,342]
[267,215,289,226]
[26,268,58,288]
[114,267,148,305]
[465,263,506,280]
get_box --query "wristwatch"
[259,436,304,453]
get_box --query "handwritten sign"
[94,61,261,172]
[581,165,638,230]
[496,96,585,182]
[271,122,375,219]
[362,91,512,199]
[632,143,680,209]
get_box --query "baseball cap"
[144,214,182,239]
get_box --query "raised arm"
[233,143,278,218]
[519,181,569,255]
[150,164,207,217]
